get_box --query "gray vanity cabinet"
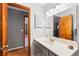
[34,40,48,56]
[34,40,57,56]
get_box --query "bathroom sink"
[43,37,78,50]
[68,45,74,50]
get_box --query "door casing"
[0,3,31,56]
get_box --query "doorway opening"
[7,6,29,56]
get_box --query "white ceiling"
[38,3,47,6]
[38,3,58,7]
[19,3,58,8]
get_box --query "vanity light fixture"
[46,4,59,16]
[46,11,49,15]
[50,8,54,12]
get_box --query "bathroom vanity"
[34,40,57,56]
[33,37,78,56]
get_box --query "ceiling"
[38,3,47,6]
[38,3,58,7]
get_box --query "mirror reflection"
[53,15,73,40]
[45,5,77,41]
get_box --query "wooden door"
[0,3,8,56]
[59,15,72,40]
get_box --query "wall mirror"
[45,6,77,41]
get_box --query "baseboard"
[8,46,24,51]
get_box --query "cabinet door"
[34,44,42,56]
[34,41,48,56]
[39,44,48,56]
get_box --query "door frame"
[1,3,31,56]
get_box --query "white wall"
[76,5,79,44]
[19,3,45,55]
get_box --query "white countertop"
[34,37,78,56]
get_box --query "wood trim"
[0,3,3,56]
[8,3,30,11]
[2,3,8,56]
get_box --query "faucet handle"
[68,45,74,50]
[49,38,54,42]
